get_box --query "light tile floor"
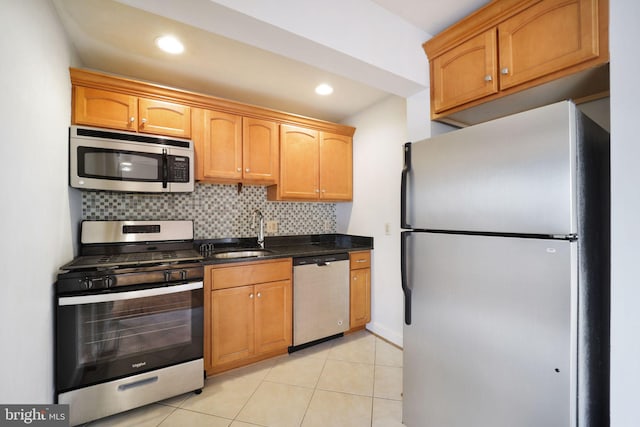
[87,330,405,427]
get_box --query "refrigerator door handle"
[401,142,412,229]
[401,230,412,325]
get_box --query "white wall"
[609,1,640,425]
[337,95,407,346]
[0,0,78,403]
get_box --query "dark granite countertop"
[195,234,373,265]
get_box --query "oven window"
[78,147,161,181]
[56,286,203,392]
[79,292,192,364]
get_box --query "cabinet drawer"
[211,259,292,290]
[349,251,370,269]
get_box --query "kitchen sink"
[211,249,273,259]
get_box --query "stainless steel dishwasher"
[291,253,350,350]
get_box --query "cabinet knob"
[141,118,147,125]
[321,189,326,193]
[237,168,242,172]
[315,189,320,193]
[249,293,254,299]
[484,75,493,82]
[500,67,509,75]
[129,117,135,123]
[245,168,250,173]
[257,292,261,298]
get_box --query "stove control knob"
[180,270,188,280]
[83,278,93,290]
[105,276,114,288]
[164,271,172,282]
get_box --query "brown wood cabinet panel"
[268,125,353,202]
[349,251,371,270]
[201,110,242,181]
[73,86,137,131]
[319,132,353,201]
[242,117,279,184]
[277,124,320,200]
[349,250,371,330]
[350,268,371,329]
[210,259,292,290]
[210,286,255,368]
[431,29,498,113]
[138,98,191,138]
[423,0,608,121]
[254,280,292,354]
[498,0,600,90]
[207,258,293,374]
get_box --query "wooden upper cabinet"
[201,110,243,181]
[423,0,608,120]
[498,0,600,90]
[268,125,353,202]
[319,132,353,201]
[432,29,498,114]
[73,86,137,131]
[275,124,320,200]
[243,117,279,184]
[138,97,191,138]
[73,86,191,137]
[195,111,278,184]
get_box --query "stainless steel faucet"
[253,209,265,248]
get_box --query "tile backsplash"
[81,184,337,239]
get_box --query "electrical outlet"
[266,220,278,233]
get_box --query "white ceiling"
[52,0,489,123]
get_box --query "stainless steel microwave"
[69,126,194,193]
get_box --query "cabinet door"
[350,268,371,328]
[278,124,319,200]
[243,118,279,183]
[431,29,498,113]
[202,110,243,181]
[319,132,353,201]
[73,86,137,131]
[211,286,255,367]
[138,98,191,138]
[254,280,292,354]
[498,0,600,90]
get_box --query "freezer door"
[403,232,577,427]
[406,101,577,235]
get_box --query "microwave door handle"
[162,149,168,189]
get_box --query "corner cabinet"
[349,251,371,331]
[267,124,353,202]
[425,0,609,121]
[73,86,191,138]
[204,258,292,375]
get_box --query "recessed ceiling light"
[315,83,334,96]
[155,35,184,54]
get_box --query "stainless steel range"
[55,220,204,426]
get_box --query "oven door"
[56,281,203,393]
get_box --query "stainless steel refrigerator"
[400,101,609,427]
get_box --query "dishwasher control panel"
[293,252,349,266]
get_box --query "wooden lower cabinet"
[205,259,292,375]
[349,251,371,331]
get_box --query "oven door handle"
[58,281,203,306]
